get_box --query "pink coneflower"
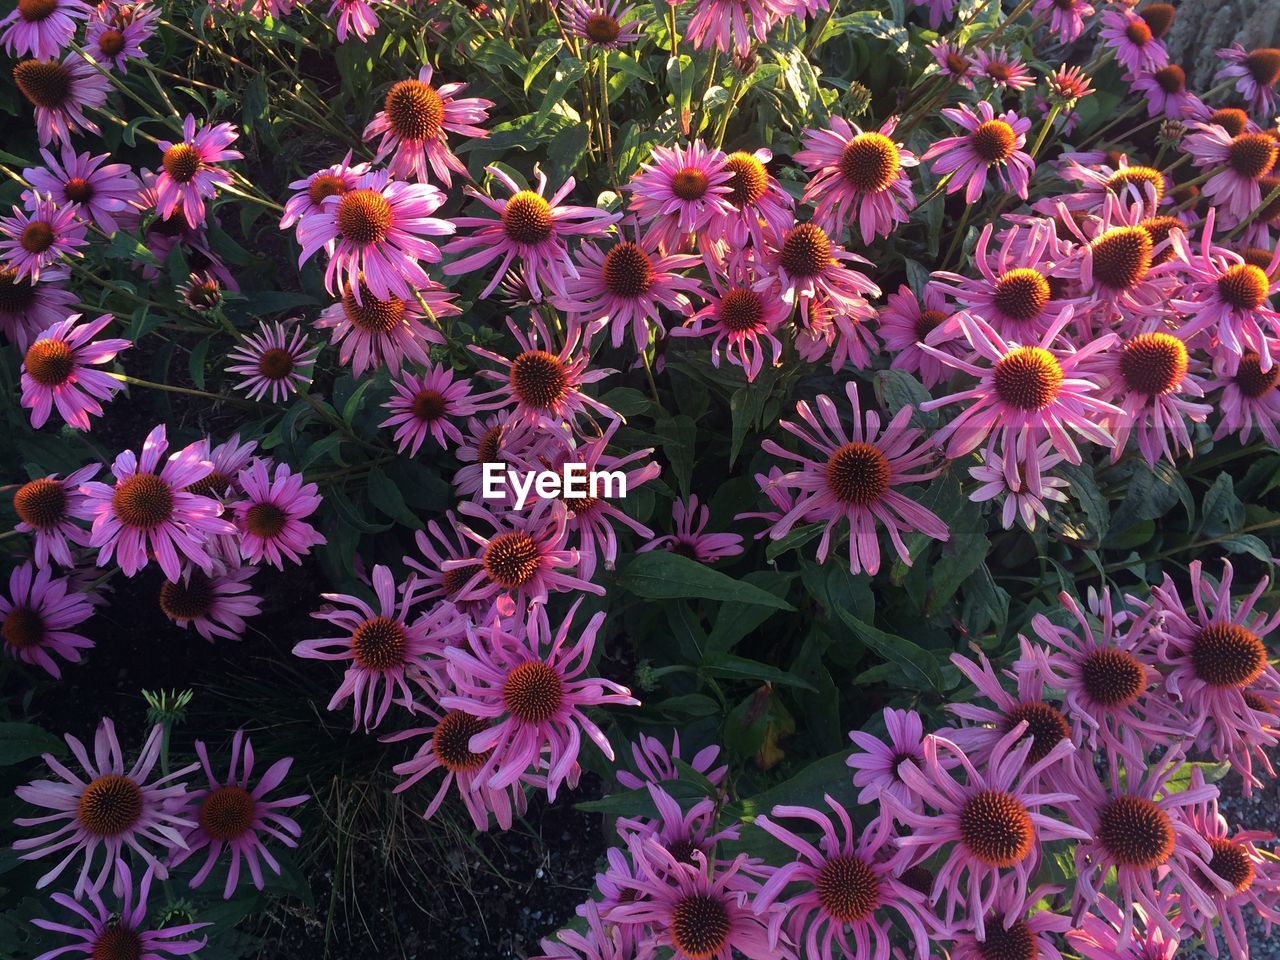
[1132,64,1195,119]
[1054,154,1167,215]
[1,562,94,678]
[11,463,98,567]
[535,901,630,960]
[403,510,489,609]
[564,0,643,49]
[1067,896,1180,960]
[31,861,209,960]
[298,167,453,301]
[1067,748,1220,944]
[617,731,727,790]
[381,362,477,455]
[13,716,196,897]
[0,263,78,349]
[627,141,735,253]
[158,564,262,642]
[470,314,618,429]
[364,64,493,186]
[84,1,158,70]
[617,784,740,867]
[21,313,130,431]
[792,292,880,374]
[922,102,1034,204]
[81,424,235,581]
[685,0,781,57]
[445,165,617,300]
[452,413,554,503]
[714,148,795,255]
[795,116,917,246]
[671,263,787,382]
[1211,349,1280,446]
[12,54,109,146]
[1142,560,1280,793]
[225,320,320,402]
[1183,122,1278,226]
[153,115,241,229]
[559,228,703,352]
[1032,0,1093,43]
[1100,8,1167,76]
[447,500,603,615]
[920,311,1121,489]
[23,145,141,233]
[754,797,932,960]
[314,278,447,377]
[1046,64,1095,109]
[329,0,379,42]
[441,599,639,801]
[968,438,1071,531]
[847,708,932,812]
[0,0,90,59]
[928,41,975,88]
[296,565,455,730]
[0,197,88,280]
[876,283,963,388]
[760,383,948,576]
[184,433,257,504]
[886,728,1088,938]
[974,48,1035,91]
[177,270,224,313]
[1215,44,1280,116]
[758,221,879,326]
[639,494,744,563]
[948,884,1071,960]
[279,152,371,240]
[231,459,324,569]
[610,838,790,959]
[170,730,307,899]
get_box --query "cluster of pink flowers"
[533,559,1280,960]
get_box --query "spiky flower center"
[477,425,502,464]
[0,267,37,313]
[1242,247,1274,269]
[1209,108,1249,137]
[510,349,569,409]
[670,167,710,201]
[993,268,1051,322]
[23,337,74,386]
[14,59,72,109]
[1244,48,1280,87]
[77,774,144,836]
[815,855,880,923]
[724,152,768,206]
[97,28,125,57]
[351,615,407,670]
[1091,226,1152,290]
[1119,332,1188,396]
[384,79,446,141]
[502,191,555,244]
[1003,701,1069,763]
[92,926,143,960]
[1138,215,1183,265]
[244,501,288,538]
[14,477,67,529]
[959,789,1034,867]
[432,710,492,772]
[162,144,202,184]
[717,288,765,332]
[1208,838,1255,893]
[1097,795,1174,868]
[1125,19,1153,45]
[914,308,947,341]
[1105,166,1164,204]
[779,223,832,278]
[839,133,901,193]
[198,785,256,841]
[670,894,731,959]
[20,220,55,254]
[308,173,348,207]
[256,347,295,381]
[502,660,564,723]
[1227,133,1278,181]
[1234,352,1280,398]
[899,865,934,894]
[441,563,482,596]
[977,919,1037,960]
[1244,690,1272,713]
[1192,622,1267,688]
[18,0,59,20]
[63,176,93,203]
[984,61,1013,83]
[971,120,1017,164]
[342,281,406,333]
[412,389,447,421]
[825,441,890,506]
[112,473,174,529]
[992,346,1064,411]
[185,470,232,499]
[1153,64,1185,94]
[1139,3,1175,37]
[483,531,541,588]
[583,13,621,43]
[1080,648,1146,707]
[2,606,43,650]
[1217,263,1270,310]
[946,52,971,74]
[602,241,655,298]
[337,189,393,245]
[159,570,215,620]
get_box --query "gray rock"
[1161,0,1280,90]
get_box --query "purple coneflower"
[974,48,1035,91]
[158,564,262,642]
[11,463,98,567]
[21,313,130,431]
[922,101,1035,204]
[758,221,880,326]
[1211,349,1280,447]
[314,277,447,377]
[0,0,90,59]
[1067,895,1180,960]
[1214,44,1280,116]
[1132,64,1195,119]
[153,115,241,229]
[928,41,975,88]
[12,53,109,146]
[616,783,740,867]
[639,494,744,563]
[1100,8,1168,77]
[84,1,159,70]
[847,708,935,812]
[403,510,490,610]
[685,0,781,57]
[948,884,1071,960]
[714,149,795,255]
[24,145,141,233]
[329,0,379,42]
[617,731,727,790]
[0,263,78,349]
[1032,0,1093,42]
[671,262,788,382]
[279,152,371,241]
[381,362,477,455]
[564,0,643,49]
[627,141,735,253]
[968,438,1071,530]
[231,459,324,569]
[1,562,94,677]
[1182,122,1278,226]
[0,196,88,280]
[876,283,962,388]
[225,320,320,402]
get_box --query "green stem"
[598,50,618,189]
[108,372,258,406]
[1028,104,1062,161]
[712,69,746,150]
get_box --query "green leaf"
[765,523,824,562]
[707,572,792,653]
[0,722,62,765]
[651,693,721,717]
[702,653,816,691]
[833,608,944,691]
[367,466,423,530]
[619,552,795,611]
[525,38,564,92]
[1198,473,1244,536]
[655,414,697,498]
[188,338,210,391]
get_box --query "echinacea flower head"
[974,48,1035,91]
[1100,8,1168,77]
[231,459,324,569]
[30,860,209,960]
[627,140,735,252]
[12,53,109,146]
[1215,44,1280,116]
[1067,896,1180,960]
[13,716,197,897]
[714,148,795,254]
[84,1,158,70]
[671,263,788,382]
[279,152,371,233]
[922,101,1035,204]
[0,263,78,349]
[153,115,242,229]
[617,731,727,791]
[445,165,618,300]
[1,561,94,678]
[169,730,307,899]
[314,276,446,377]
[1211,348,1280,446]
[564,0,643,50]
[760,382,948,576]
[876,283,963,388]
[158,564,262,642]
[298,167,454,301]
[616,784,740,868]
[794,116,917,246]
[1046,64,1095,107]
[758,221,880,326]
[685,0,782,58]
[948,883,1072,960]
[381,361,478,455]
[363,64,494,186]
[0,0,91,60]
[0,196,88,280]
[225,320,320,402]
[1183,122,1279,226]
[440,599,639,801]
[1032,0,1093,43]
[81,425,236,581]
[846,707,932,811]
[638,494,744,563]
[1132,64,1193,119]
[929,40,974,88]
[23,145,142,233]
[177,270,223,313]
[21,313,130,430]
[11,462,98,567]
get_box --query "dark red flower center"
[1210,108,1250,137]
[1244,48,1280,87]
[815,855,880,923]
[1097,795,1174,868]
[959,789,1034,867]
[384,79,446,141]
[602,241,655,298]
[1139,3,1175,38]
[0,267,38,313]
[20,220,55,254]
[1119,332,1188,396]
[256,347,295,381]
[244,501,288,538]
[992,346,1064,411]
[14,477,67,528]
[2,606,44,650]
[483,531,541,588]
[1153,64,1185,94]
[670,894,731,959]
[159,570,215,620]
[1227,133,1278,181]
[1208,838,1256,893]
[825,441,890,506]
[162,144,202,184]
[914,308,947,341]
[1080,648,1147,707]
[1138,215,1184,265]
[1125,19,1153,46]
[112,473,174,529]
[1234,352,1280,398]
[18,0,59,20]
[977,919,1037,960]
[717,288,765,332]
[198,785,256,841]
[342,281,406,333]
[308,172,348,207]
[1217,263,1270,310]
[23,337,74,386]
[510,349,569,409]
[13,59,72,109]
[185,470,232,499]
[1192,622,1267,688]
[91,925,143,960]
[77,774,144,836]
[97,28,126,57]
[670,167,710,201]
[502,191,555,245]
[778,223,832,278]
[502,660,564,722]
[351,615,407,670]
[63,176,93,203]
[971,120,1017,163]
[412,389,448,421]
[1003,700,1069,763]
[432,710,492,772]
[583,13,621,43]
[839,133,901,193]
[1105,166,1164,204]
